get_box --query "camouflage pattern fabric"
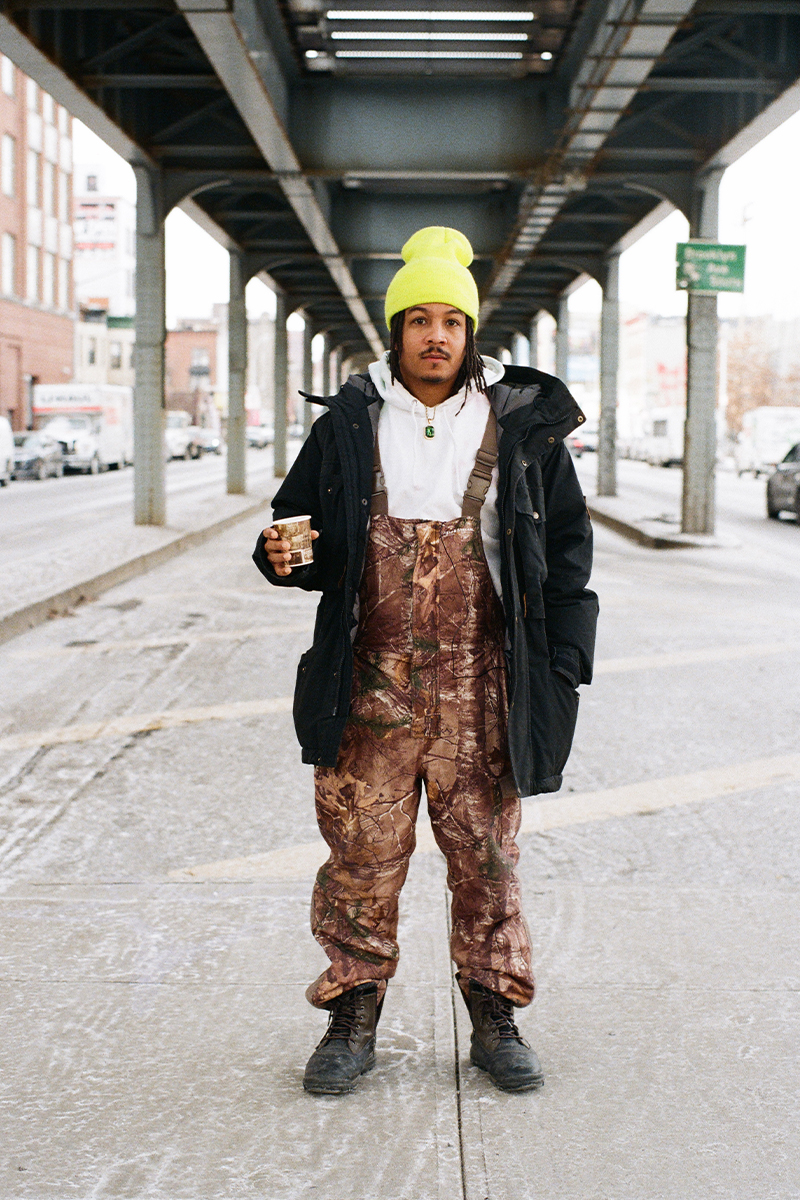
[308,512,535,1009]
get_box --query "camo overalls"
[308,413,535,1009]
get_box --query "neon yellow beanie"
[384,226,480,331]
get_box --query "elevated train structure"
[1,0,798,531]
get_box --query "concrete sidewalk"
[1,506,799,1198]
[0,458,278,645]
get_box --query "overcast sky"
[72,104,800,331]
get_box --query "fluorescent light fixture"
[327,10,535,21]
[335,49,524,58]
[541,50,553,59]
[305,49,319,57]
[331,30,529,40]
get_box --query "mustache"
[421,350,450,359]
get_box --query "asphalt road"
[0,463,799,1197]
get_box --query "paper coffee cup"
[273,515,314,567]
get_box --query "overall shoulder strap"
[371,431,388,516]
[461,409,498,518]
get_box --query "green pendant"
[425,425,435,438]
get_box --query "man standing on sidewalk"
[253,227,597,1095]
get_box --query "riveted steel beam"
[175,0,384,358]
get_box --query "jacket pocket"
[293,637,343,752]
[514,484,547,619]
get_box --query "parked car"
[188,426,222,457]
[0,415,13,486]
[165,410,193,460]
[12,431,64,480]
[41,414,103,474]
[246,424,274,448]
[566,432,585,457]
[766,443,800,520]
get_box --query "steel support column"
[555,297,569,383]
[598,250,621,498]
[320,333,331,398]
[512,331,528,367]
[529,316,539,370]
[273,291,288,479]
[133,164,166,526]
[332,346,343,392]
[302,317,313,439]
[682,167,725,535]
[227,249,247,495]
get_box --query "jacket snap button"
[533,511,539,519]
[506,528,512,536]
[548,436,555,443]
[362,497,367,505]
[521,460,527,467]
[353,422,359,429]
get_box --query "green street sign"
[676,241,746,294]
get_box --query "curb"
[587,503,739,550]
[0,496,272,648]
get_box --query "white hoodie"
[367,351,505,596]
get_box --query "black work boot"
[461,977,544,1092]
[303,983,382,1095]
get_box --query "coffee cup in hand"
[272,515,314,567]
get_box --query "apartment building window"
[57,169,68,223]
[1,133,15,197]
[27,148,38,206]
[42,159,54,216]
[87,337,97,366]
[57,105,68,135]
[1,232,15,295]
[26,242,38,301]
[58,256,68,310]
[110,341,122,370]
[86,174,98,193]
[42,93,54,125]
[26,77,37,110]
[1,56,14,97]
[42,250,54,307]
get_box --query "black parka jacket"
[253,365,598,797]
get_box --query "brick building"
[165,320,219,428]
[0,55,74,430]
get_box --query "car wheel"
[37,460,47,481]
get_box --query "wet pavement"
[1,471,799,1198]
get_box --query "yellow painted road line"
[11,624,314,658]
[0,696,293,754]
[171,751,800,882]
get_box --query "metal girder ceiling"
[1,0,799,356]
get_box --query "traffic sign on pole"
[676,241,746,294]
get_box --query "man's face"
[397,304,468,398]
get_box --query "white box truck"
[736,406,800,477]
[32,383,133,473]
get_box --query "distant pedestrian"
[254,227,598,1094]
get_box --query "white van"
[32,383,133,472]
[0,415,13,485]
[736,406,800,477]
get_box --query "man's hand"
[262,525,319,576]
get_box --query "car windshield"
[46,416,90,431]
[14,434,41,448]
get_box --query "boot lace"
[481,990,525,1042]
[321,990,367,1044]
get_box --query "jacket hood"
[301,362,585,442]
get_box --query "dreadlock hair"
[388,309,487,396]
